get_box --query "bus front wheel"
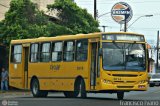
[31,78,48,97]
[79,79,87,98]
[117,92,124,100]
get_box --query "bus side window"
[63,41,75,61]
[11,45,22,63]
[40,42,51,62]
[30,43,39,62]
[76,39,88,61]
[52,42,63,61]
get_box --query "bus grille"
[117,86,134,88]
[112,74,138,77]
[114,81,136,83]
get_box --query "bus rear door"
[22,44,30,89]
[89,38,100,90]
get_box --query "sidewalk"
[0,90,31,96]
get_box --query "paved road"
[0,87,160,106]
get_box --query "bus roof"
[11,32,144,44]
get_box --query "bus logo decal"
[50,65,60,71]
[77,66,84,70]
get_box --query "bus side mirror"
[99,48,102,56]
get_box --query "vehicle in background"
[149,73,160,87]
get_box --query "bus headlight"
[139,80,146,84]
[103,79,112,84]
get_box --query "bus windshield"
[102,42,146,71]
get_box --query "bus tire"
[79,79,87,98]
[63,79,87,98]
[63,91,76,98]
[40,91,48,97]
[31,78,48,97]
[149,84,154,87]
[117,92,124,100]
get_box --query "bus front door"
[23,47,29,89]
[90,42,98,90]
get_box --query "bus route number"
[50,65,60,71]
[77,66,83,70]
[113,77,121,81]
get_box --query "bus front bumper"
[101,82,148,91]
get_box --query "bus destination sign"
[102,34,145,42]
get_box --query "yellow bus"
[9,32,149,99]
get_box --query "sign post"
[157,30,159,69]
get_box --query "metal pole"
[124,14,127,32]
[94,0,97,20]
[102,26,105,32]
[157,30,159,69]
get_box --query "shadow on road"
[17,96,156,101]
[18,96,124,101]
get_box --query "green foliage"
[1,0,47,43]
[46,23,74,36]
[48,0,100,34]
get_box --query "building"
[0,0,10,21]
[0,0,55,21]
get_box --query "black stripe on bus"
[28,77,88,79]
[10,77,88,80]
[10,77,22,79]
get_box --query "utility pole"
[157,30,159,69]
[94,0,97,20]
[100,26,108,32]
[124,14,127,32]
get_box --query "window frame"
[30,43,39,63]
[51,41,63,62]
[10,44,22,63]
[63,40,75,62]
[75,39,88,61]
[40,42,51,62]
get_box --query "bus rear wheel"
[79,79,87,98]
[117,92,124,100]
[74,79,87,98]
[31,78,48,97]
[63,79,86,98]
[63,91,76,98]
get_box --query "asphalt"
[0,87,160,106]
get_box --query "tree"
[0,0,72,44]
[0,0,100,45]
[1,0,44,41]
[47,0,100,34]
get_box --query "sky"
[74,0,160,46]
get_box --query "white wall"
[0,0,55,21]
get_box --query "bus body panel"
[28,61,90,91]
